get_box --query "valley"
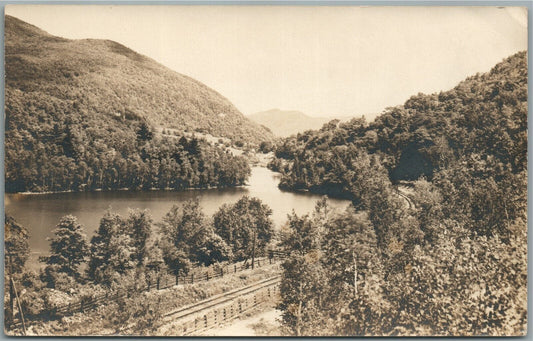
[4,10,527,337]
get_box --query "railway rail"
[163,275,280,322]
[158,275,281,336]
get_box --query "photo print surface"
[3,5,528,336]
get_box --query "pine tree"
[42,215,88,279]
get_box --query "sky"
[5,5,528,120]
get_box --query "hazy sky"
[5,5,528,120]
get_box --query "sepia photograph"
[3,4,528,336]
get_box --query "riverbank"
[11,183,249,196]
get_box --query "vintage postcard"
[4,5,527,336]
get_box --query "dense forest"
[4,15,272,193]
[5,195,275,333]
[270,51,526,196]
[5,105,251,192]
[273,52,527,335]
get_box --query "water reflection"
[5,167,350,269]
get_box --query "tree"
[41,215,89,281]
[259,141,274,153]
[195,232,232,266]
[5,215,29,274]
[320,209,388,336]
[136,121,153,143]
[278,204,388,336]
[87,212,135,286]
[159,198,229,273]
[126,209,153,266]
[277,204,328,336]
[213,196,274,262]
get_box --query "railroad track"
[397,191,414,209]
[396,186,415,209]
[162,275,281,324]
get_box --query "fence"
[177,283,280,336]
[10,255,282,329]
[150,256,277,291]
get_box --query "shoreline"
[7,165,274,196]
[7,184,251,196]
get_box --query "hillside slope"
[248,109,333,137]
[270,51,527,336]
[5,15,255,193]
[5,15,272,144]
[271,51,527,194]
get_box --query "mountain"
[248,109,335,137]
[5,15,257,193]
[5,15,272,145]
[270,51,527,194]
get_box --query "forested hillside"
[274,52,527,335]
[270,51,527,196]
[5,15,270,192]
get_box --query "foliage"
[104,292,164,335]
[87,212,136,286]
[275,52,527,336]
[5,15,272,153]
[5,215,30,274]
[126,209,153,266]
[159,199,232,274]
[213,196,274,261]
[5,15,258,194]
[270,51,527,193]
[40,215,89,285]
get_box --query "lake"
[5,167,350,269]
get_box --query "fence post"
[157,277,160,290]
[191,274,194,284]
[234,264,237,273]
[176,274,179,286]
[80,300,84,313]
[220,267,224,277]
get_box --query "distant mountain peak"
[248,109,335,137]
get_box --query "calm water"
[5,167,350,269]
